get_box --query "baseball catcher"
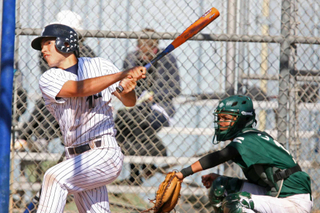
[143,171,182,213]
[171,95,312,212]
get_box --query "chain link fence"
[8,0,320,212]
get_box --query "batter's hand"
[125,66,146,81]
[118,77,137,94]
[201,173,220,189]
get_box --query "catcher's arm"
[177,161,202,180]
[179,146,239,178]
[148,149,216,176]
[201,173,221,189]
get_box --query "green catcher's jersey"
[227,128,312,198]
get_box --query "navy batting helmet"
[31,24,79,57]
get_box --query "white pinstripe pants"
[37,146,124,213]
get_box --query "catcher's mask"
[213,95,256,144]
[31,24,79,57]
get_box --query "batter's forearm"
[58,72,128,98]
[119,90,137,107]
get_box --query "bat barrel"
[115,7,220,93]
[171,7,220,49]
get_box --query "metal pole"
[289,0,299,158]
[238,0,248,94]
[225,0,237,93]
[195,0,204,153]
[259,0,270,131]
[0,0,16,212]
[278,0,291,144]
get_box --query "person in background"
[115,28,181,185]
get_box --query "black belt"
[273,164,302,182]
[67,140,102,155]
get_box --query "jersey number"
[259,134,297,164]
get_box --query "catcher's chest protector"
[243,165,282,197]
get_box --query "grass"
[63,192,150,213]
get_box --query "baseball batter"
[176,95,313,213]
[31,24,146,213]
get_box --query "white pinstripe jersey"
[39,57,120,147]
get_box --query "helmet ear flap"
[55,36,79,57]
[55,37,69,53]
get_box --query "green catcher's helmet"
[213,95,256,143]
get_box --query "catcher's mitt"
[142,171,182,213]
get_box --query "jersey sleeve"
[39,68,77,104]
[99,58,120,94]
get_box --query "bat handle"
[116,85,124,93]
[116,63,151,93]
[116,45,173,93]
[145,63,151,70]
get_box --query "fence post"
[0,0,16,212]
[278,0,291,145]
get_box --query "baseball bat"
[116,7,220,93]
